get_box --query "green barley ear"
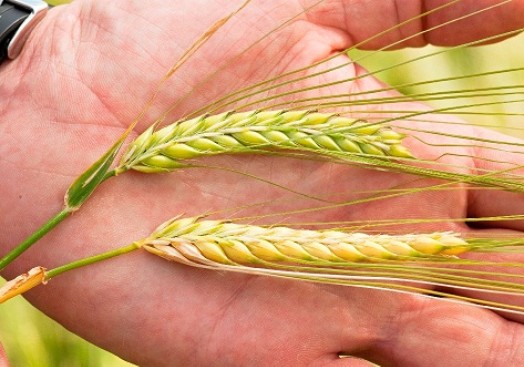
[116,110,413,174]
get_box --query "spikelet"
[118,110,413,173]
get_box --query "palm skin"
[1,0,524,366]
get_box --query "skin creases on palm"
[1,0,524,366]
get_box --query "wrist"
[0,1,54,117]
[0,1,49,61]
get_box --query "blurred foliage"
[0,279,135,367]
[45,0,72,5]
[1,2,523,365]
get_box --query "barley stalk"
[3,215,524,315]
[116,110,413,174]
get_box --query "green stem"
[0,209,72,271]
[46,243,140,279]
[0,167,120,273]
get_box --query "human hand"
[1,0,524,366]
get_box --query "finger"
[466,128,524,231]
[422,0,524,45]
[350,294,524,367]
[303,0,524,48]
[441,226,524,323]
[394,114,524,232]
[321,356,378,367]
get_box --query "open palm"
[1,1,524,366]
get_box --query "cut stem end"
[0,267,47,304]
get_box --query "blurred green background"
[46,0,70,5]
[0,1,522,366]
[0,289,134,366]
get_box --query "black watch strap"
[0,1,31,62]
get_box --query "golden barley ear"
[134,216,524,314]
[140,216,470,266]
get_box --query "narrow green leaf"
[64,134,127,210]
